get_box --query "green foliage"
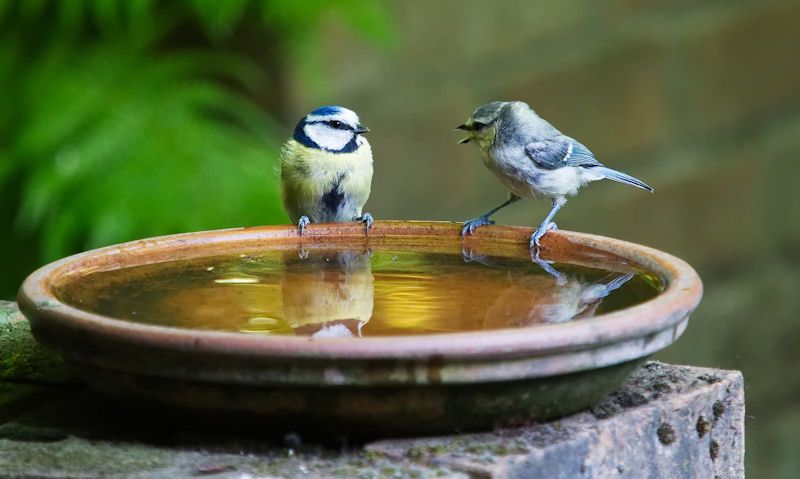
[0,0,392,269]
[14,42,283,260]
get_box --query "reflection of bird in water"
[482,252,634,328]
[281,249,374,338]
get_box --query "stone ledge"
[367,362,743,479]
[0,301,744,478]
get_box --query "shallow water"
[55,248,662,337]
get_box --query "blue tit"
[280,105,374,235]
[456,101,653,248]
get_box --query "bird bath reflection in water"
[54,247,662,337]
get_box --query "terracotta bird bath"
[17,221,702,437]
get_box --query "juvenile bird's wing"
[523,138,601,170]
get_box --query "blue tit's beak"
[354,124,370,134]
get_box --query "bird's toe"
[529,222,558,248]
[359,213,374,234]
[297,216,311,236]
[461,216,494,237]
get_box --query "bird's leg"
[530,197,566,248]
[355,212,374,234]
[531,247,567,286]
[297,215,311,236]
[462,193,521,237]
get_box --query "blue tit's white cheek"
[304,123,355,151]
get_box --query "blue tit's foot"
[529,221,558,248]
[531,247,567,286]
[356,212,374,234]
[298,246,309,259]
[462,215,495,237]
[297,216,310,236]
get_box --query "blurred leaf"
[57,0,84,33]
[91,0,123,33]
[18,0,46,21]
[259,0,393,43]
[188,0,249,41]
[334,0,395,47]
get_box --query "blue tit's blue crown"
[310,105,343,116]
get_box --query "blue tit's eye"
[329,120,344,129]
[472,121,487,130]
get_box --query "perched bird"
[456,101,653,248]
[280,105,374,235]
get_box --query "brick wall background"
[290,1,800,476]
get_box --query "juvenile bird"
[280,105,374,235]
[457,101,653,248]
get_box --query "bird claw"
[358,212,374,235]
[461,215,495,237]
[529,221,558,248]
[297,216,311,236]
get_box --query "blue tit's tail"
[592,166,654,192]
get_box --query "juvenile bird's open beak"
[455,124,472,144]
[354,125,370,134]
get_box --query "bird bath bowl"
[18,221,702,437]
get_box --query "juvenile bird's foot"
[297,216,310,236]
[357,213,374,234]
[531,247,567,286]
[462,215,495,237]
[530,222,558,248]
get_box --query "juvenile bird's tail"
[593,166,653,192]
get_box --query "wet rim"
[17,221,703,360]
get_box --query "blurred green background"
[1,0,799,476]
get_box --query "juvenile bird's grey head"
[293,105,370,153]
[456,101,513,149]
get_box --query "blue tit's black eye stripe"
[472,121,487,130]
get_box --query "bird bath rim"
[18,221,702,383]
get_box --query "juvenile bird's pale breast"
[280,139,373,223]
[485,145,587,199]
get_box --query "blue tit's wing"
[524,137,602,170]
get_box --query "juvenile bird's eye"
[472,121,487,130]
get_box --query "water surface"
[56,248,662,337]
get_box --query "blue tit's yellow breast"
[280,139,373,222]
